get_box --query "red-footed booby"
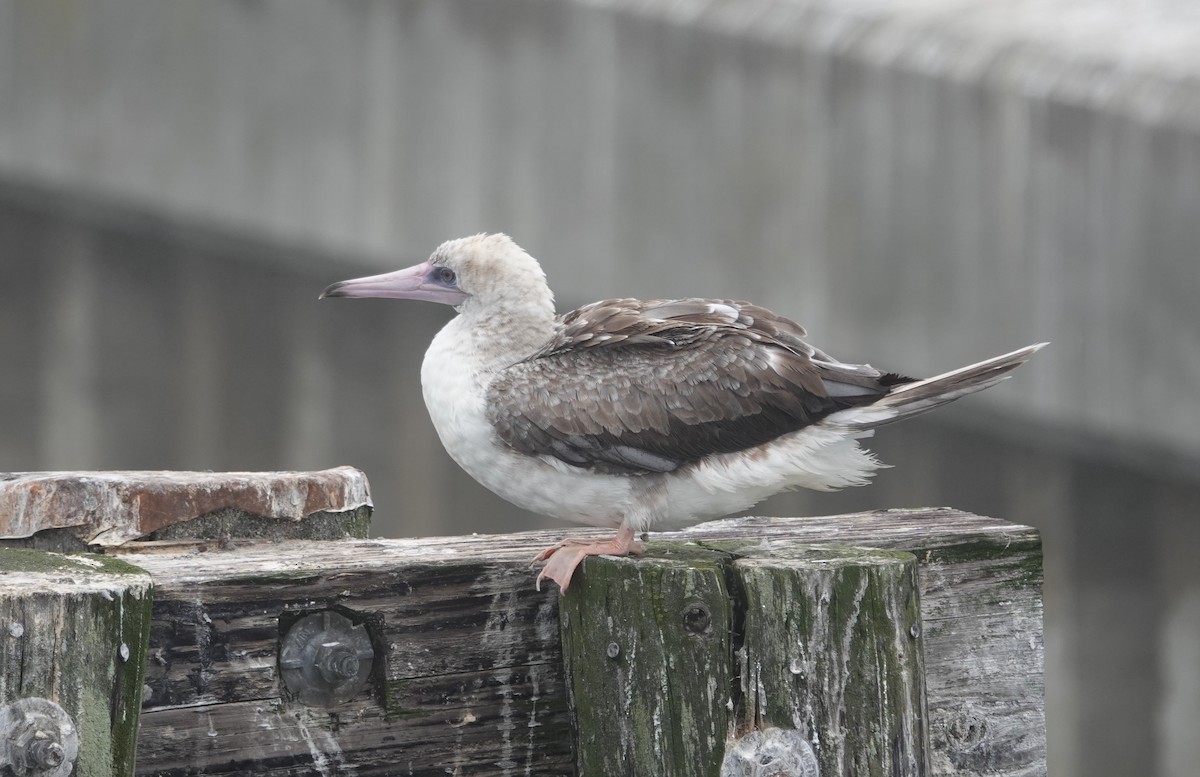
[320,234,1044,592]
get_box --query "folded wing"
[486,299,910,474]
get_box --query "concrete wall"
[2,0,1199,464]
[1,1,1199,776]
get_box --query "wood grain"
[733,545,927,777]
[132,539,573,776]
[126,509,1043,776]
[562,543,929,776]
[0,548,152,777]
[559,545,733,776]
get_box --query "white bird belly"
[420,328,634,528]
[658,424,882,529]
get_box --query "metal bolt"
[909,623,921,639]
[606,641,621,659]
[280,610,376,707]
[27,737,66,769]
[315,642,362,684]
[721,728,818,777]
[681,601,712,635]
[948,712,987,746]
[0,697,80,777]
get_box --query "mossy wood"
[559,546,734,776]
[733,546,926,777]
[0,548,152,777]
[107,508,1040,776]
[561,544,927,776]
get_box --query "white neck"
[451,290,557,374]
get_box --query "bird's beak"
[319,261,467,306]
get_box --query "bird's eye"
[434,266,457,285]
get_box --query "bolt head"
[0,698,79,776]
[681,602,712,635]
[720,727,818,777]
[29,738,66,769]
[315,642,361,685]
[606,641,621,659]
[279,610,375,707]
[13,726,65,772]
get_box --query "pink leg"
[530,525,644,592]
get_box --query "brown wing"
[485,299,910,475]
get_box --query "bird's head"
[320,233,554,321]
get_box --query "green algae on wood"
[560,545,733,777]
[116,511,1042,775]
[145,505,372,543]
[677,511,1045,775]
[561,543,929,776]
[733,545,928,777]
[0,547,153,777]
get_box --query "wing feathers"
[486,299,900,474]
[842,342,1047,427]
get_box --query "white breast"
[420,319,634,528]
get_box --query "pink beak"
[319,261,467,307]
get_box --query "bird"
[320,233,1045,592]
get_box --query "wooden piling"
[558,545,734,776]
[732,545,926,777]
[560,544,927,777]
[0,548,152,777]
[120,509,1041,776]
[0,470,1045,776]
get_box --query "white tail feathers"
[839,343,1048,431]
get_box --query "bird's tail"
[838,343,1048,431]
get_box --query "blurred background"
[1,1,1198,774]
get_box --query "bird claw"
[529,528,644,592]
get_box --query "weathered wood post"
[731,545,926,777]
[559,546,734,775]
[0,548,152,777]
[0,469,1044,776]
[561,511,1043,776]
[560,543,927,776]
[0,468,371,777]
